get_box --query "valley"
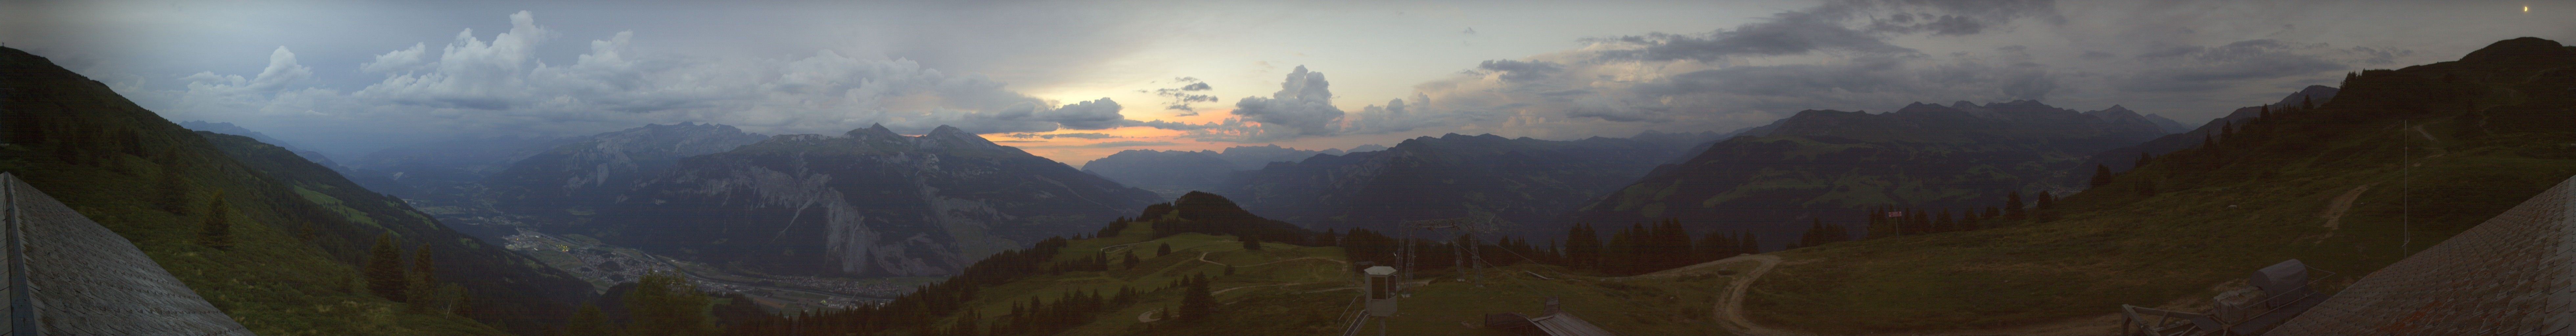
[498,228,910,312]
[6,3,2568,335]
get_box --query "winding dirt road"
[1700,255,1794,336]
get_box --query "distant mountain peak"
[919,125,1005,150]
[845,123,903,140]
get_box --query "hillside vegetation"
[724,191,1761,335]
[0,46,589,335]
[1739,37,2576,333]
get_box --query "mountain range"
[579,125,1166,277]
[476,122,770,220]
[1079,144,1380,197]
[1217,131,1724,233]
[1567,100,2181,246]
[2081,85,2342,173]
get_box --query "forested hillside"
[0,46,590,335]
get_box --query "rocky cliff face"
[593,125,1163,277]
[479,122,768,215]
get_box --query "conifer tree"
[2036,191,2056,209]
[2006,192,2026,219]
[1699,231,1732,260]
[158,166,192,215]
[1738,230,1760,255]
[408,243,438,311]
[1564,224,1601,271]
[565,303,614,336]
[2135,152,2154,169]
[1241,235,1262,251]
[365,233,407,301]
[1179,274,1215,321]
[2090,164,2116,188]
[198,190,234,250]
[628,272,720,336]
[2219,122,2237,147]
[1122,251,1140,270]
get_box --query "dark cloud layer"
[1592,0,2057,62]
[2114,39,2355,92]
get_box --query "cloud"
[1126,119,1220,131]
[1148,77,1219,116]
[1023,140,1177,148]
[1220,65,1345,140]
[1472,59,1563,82]
[2112,39,2354,92]
[1003,132,1121,139]
[1317,0,2073,138]
[1030,98,1127,129]
[360,42,432,74]
[1345,93,1450,134]
[149,10,1179,144]
[1591,0,2056,62]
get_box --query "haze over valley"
[4,1,2574,335]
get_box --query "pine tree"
[1699,231,1732,260]
[408,243,439,312]
[1157,242,1172,257]
[2006,192,2026,220]
[2220,122,2238,148]
[2036,191,2056,209]
[2090,164,2115,188]
[1564,224,1601,271]
[365,233,408,301]
[1241,235,1262,251]
[2135,152,2154,169]
[158,166,192,215]
[1179,274,1215,321]
[628,272,720,336]
[198,190,234,250]
[1737,230,1760,255]
[1122,251,1140,270]
[566,302,614,336]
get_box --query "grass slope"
[1738,37,2576,333]
[941,221,1751,336]
[0,46,586,335]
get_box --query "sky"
[5,0,2570,166]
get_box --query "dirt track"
[1694,255,1794,336]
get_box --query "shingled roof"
[2264,175,2576,335]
